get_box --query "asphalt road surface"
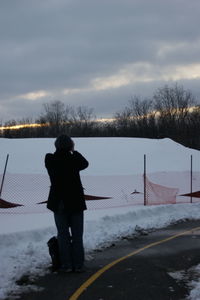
[7,219,200,300]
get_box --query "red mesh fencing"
[146,176,178,205]
[146,171,200,204]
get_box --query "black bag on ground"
[47,236,61,271]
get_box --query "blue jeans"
[54,211,84,269]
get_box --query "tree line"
[1,84,200,150]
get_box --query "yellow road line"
[69,226,200,300]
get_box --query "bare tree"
[39,100,66,136]
[38,102,96,137]
[114,96,156,137]
[153,84,196,137]
[186,105,200,149]
[69,106,96,136]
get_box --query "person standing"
[45,134,89,273]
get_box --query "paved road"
[9,220,200,300]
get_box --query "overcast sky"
[1,0,200,122]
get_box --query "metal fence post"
[0,154,9,198]
[190,155,193,203]
[144,154,147,206]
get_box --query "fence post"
[0,154,9,198]
[190,155,193,203]
[144,154,147,206]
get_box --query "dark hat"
[54,135,73,151]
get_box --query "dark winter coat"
[45,149,89,212]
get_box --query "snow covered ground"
[0,137,200,299]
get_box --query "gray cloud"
[0,0,200,122]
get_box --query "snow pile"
[169,264,200,300]
[0,137,199,176]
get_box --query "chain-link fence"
[0,169,200,214]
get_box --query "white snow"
[169,264,200,300]
[0,137,200,299]
[187,264,200,300]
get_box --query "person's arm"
[72,151,89,171]
[45,153,56,181]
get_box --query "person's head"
[54,134,74,152]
